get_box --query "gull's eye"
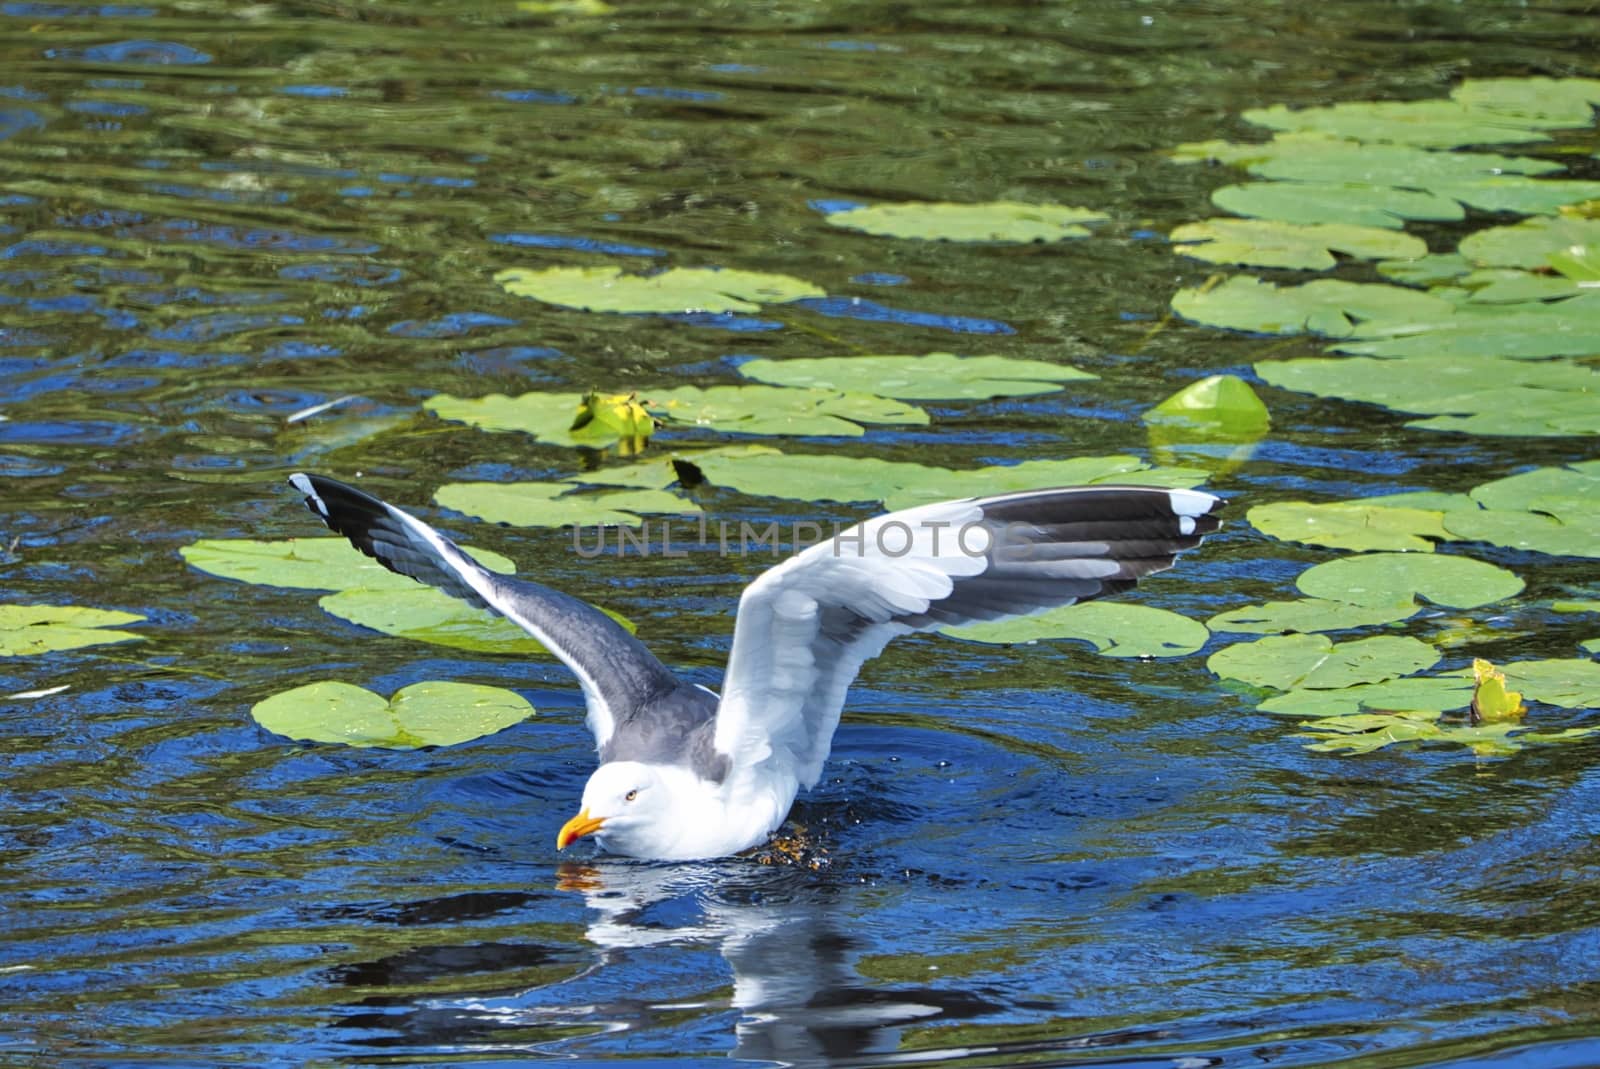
[624,789,639,803]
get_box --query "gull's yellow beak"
[556,807,606,850]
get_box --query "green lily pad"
[1212,181,1464,229]
[251,679,534,749]
[822,201,1106,243]
[1247,501,1451,553]
[1330,291,1600,360]
[1142,374,1270,435]
[1296,552,1523,609]
[0,604,145,657]
[435,481,698,528]
[1208,633,1439,691]
[674,450,1205,509]
[495,265,825,314]
[1209,597,1418,635]
[1459,214,1600,269]
[1550,243,1600,282]
[1171,218,1426,271]
[1501,657,1600,708]
[1457,268,1589,304]
[1582,638,1600,655]
[318,586,631,655]
[737,352,1097,400]
[182,537,515,591]
[943,602,1208,658]
[1297,710,1595,757]
[1256,674,1473,717]
[1451,77,1600,128]
[1467,459,1600,515]
[1377,252,1474,286]
[1256,355,1600,437]
[426,385,927,445]
[1443,509,1600,559]
[1242,98,1569,149]
[1172,276,1452,337]
[1553,600,1600,614]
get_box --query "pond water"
[3,2,1600,1065]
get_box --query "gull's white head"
[556,761,665,854]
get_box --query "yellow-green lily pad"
[495,265,824,314]
[435,481,697,527]
[1209,597,1418,635]
[738,352,1097,401]
[1211,181,1464,229]
[0,604,145,657]
[1208,633,1439,691]
[426,385,927,445]
[1296,552,1523,609]
[182,537,515,591]
[823,201,1106,243]
[1247,501,1453,553]
[1170,218,1425,271]
[1256,675,1473,717]
[317,586,632,655]
[943,603,1208,658]
[1459,215,1600,270]
[1172,276,1452,337]
[251,679,534,749]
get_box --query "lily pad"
[673,450,1205,509]
[1247,501,1452,553]
[495,265,824,314]
[943,602,1208,658]
[1296,552,1523,609]
[1500,657,1600,709]
[426,385,927,445]
[1256,675,1473,717]
[1208,633,1439,691]
[1212,181,1464,229]
[1439,462,1600,558]
[1458,214,1600,270]
[1171,218,1425,271]
[738,352,1097,400]
[1255,355,1600,437]
[435,481,698,528]
[251,679,534,749]
[1209,597,1418,635]
[1172,276,1452,337]
[1242,98,1571,149]
[1297,710,1595,757]
[182,537,515,591]
[318,586,631,655]
[0,604,145,657]
[1141,374,1270,434]
[1332,293,1600,360]
[1451,77,1600,128]
[1377,253,1474,286]
[823,201,1106,243]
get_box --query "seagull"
[289,472,1222,861]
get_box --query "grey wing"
[712,485,1224,790]
[289,472,680,748]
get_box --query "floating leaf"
[823,201,1106,243]
[1242,98,1570,149]
[1377,252,1474,286]
[1172,276,1451,337]
[317,586,632,655]
[495,265,824,313]
[943,603,1207,658]
[1296,552,1523,609]
[1500,658,1600,708]
[0,604,145,657]
[1470,658,1525,724]
[1256,675,1473,717]
[1583,638,1600,655]
[182,537,515,591]
[1296,709,1593,757]
[1209,597,1418,635]
[1208,633,1439,691]
[1440,461,1600,557]
[1554,600,1600,614]
[251,680,534,749]
[1256,355,1600,437]
[1212,181,1464,229]
[738,352,1097,401]
[426,385,927,445]
[1458,215,1600,269]
[1171,218,1425,271]
[673,450,1204,509]
[1451,77,1600,128]
[435,481,698,528]
[1142,374,1270,435]
[1247,501,1451,553]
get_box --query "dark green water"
[3,2,1600,1065]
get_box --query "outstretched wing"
[289,472,679,747]
[712,485,1223,789]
